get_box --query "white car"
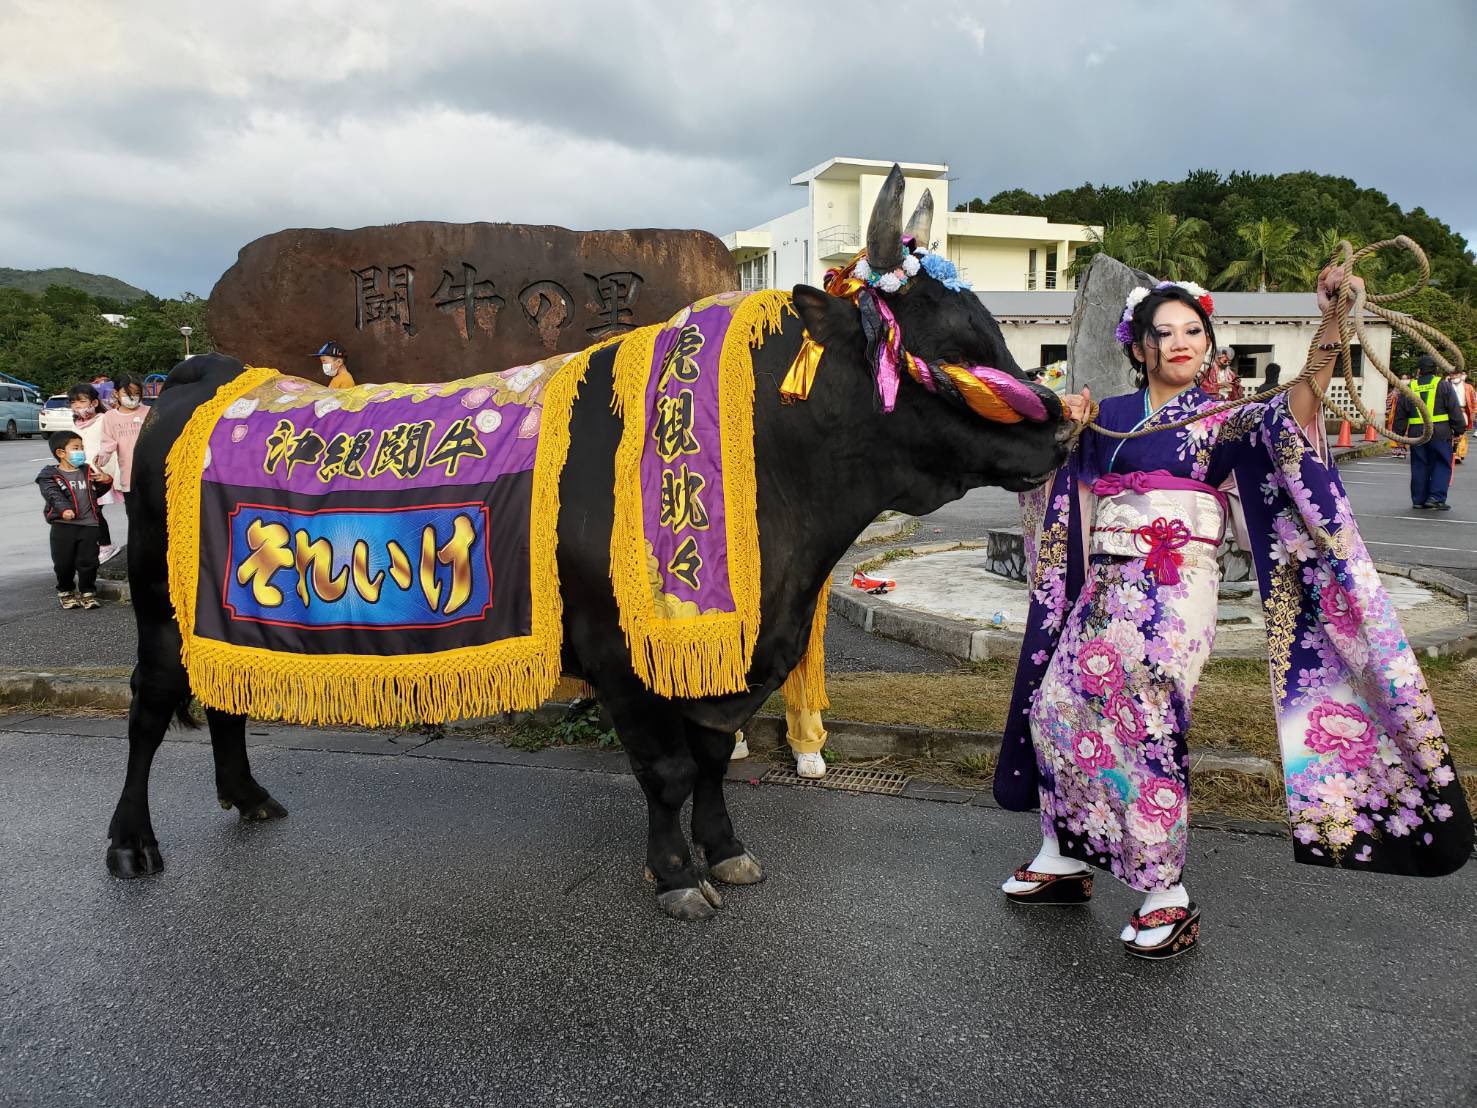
[38,394,75,435]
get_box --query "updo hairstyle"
[1120,285,1217,389]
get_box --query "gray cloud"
[1,0,1471,296]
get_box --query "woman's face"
[1134,300,1208,391]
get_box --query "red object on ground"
[1336,420,1352,448]
[851,571,895,595]
[1363,422,1379,442]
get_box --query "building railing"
[1025,268,1060,290]
[817,224,860,260]
[739,276,768,292]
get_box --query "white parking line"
[1364,540,1477,555]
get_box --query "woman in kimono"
[996,268,1472,959]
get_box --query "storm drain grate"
[760,765,910,795]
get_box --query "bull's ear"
[792,285,860,347]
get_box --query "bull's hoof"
[657,885,720,921]
[107,842,164,879]
[220,794,288,822]
[710,851,765,886]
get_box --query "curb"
[832,544,1477,666]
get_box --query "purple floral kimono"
[997,386,1472,890]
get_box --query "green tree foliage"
[953,169,1476,302]
[1136,207,1210,283]
[1387,287,1477,377]
[0,286,210,397]
[1214,218,1311,291]
[0,266,147,301]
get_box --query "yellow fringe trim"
[165,346,605,728]
[607,292,792,698]
[780,579,831,712]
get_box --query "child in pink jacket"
[94,375,148,512]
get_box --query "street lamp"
[180,325,193,357]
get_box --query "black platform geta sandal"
[1122,903,1200,960]
[1004,865,1093,905]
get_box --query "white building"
[722,157,1101,293]
[983,290,1391,423]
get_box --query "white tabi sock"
[1001,832,1089,893]
[1121,883,1191,944]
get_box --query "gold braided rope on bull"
[1084,237,1464,444]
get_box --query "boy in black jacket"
[37,430,113,609]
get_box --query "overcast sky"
[3,0,1473,297]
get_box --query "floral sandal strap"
[1013,866,1083,884]
[1130,905,1191,930]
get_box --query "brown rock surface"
[208,223,739,383]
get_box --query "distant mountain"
[0,267,148,301]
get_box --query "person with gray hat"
[1393,354,1467,510]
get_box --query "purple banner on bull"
[639,303,735,614]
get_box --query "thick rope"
[1084,237,1461,444]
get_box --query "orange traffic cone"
[1363,421,1379,442]
[1336,420,1352,448]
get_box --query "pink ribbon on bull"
[870,294,905,412]
[1132,517,1193,585]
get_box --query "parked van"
[0,382,44,439]
[38,394,74,435]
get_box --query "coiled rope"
[1084,237,1464,443]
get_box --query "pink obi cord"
[1090,470,1224,585]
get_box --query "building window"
[739,254,769,292]
[1039,344,1067,369]
[1026,249,1038,291]
[1045,250,1058,290]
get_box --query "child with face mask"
[94,375,148,512]
[37,430,113,609]
[67,382,122,560]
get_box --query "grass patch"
[765,654,1477,765]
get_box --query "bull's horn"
[865,164,907,271]
[903,188,934,248]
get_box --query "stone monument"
[1066,252,1153,400]
[208,222,739,384]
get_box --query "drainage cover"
[760,765,909,795]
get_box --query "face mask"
[72,406,94,418]
[67,450,87,466]
[322,360,337,376]
[121,395,141,409]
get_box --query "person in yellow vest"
[1392,354,1467,511]
[314,341,356,389]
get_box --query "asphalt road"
[1334,450,1477,581]
[1,719,1473,1107]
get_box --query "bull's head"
[791,165,1073,500]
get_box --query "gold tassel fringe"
[780,579,831,712]
[606,292,791,698]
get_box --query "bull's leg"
[685,722,764,887]
[105,623,188,878]
[207,708,287,822]
[610,699,723,921]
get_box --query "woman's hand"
[1061,386,1092,425]
[61,510,75,520]
[1315,265,1365,317]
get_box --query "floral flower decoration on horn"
[850,238,974,296]
[1115,280,1214,344]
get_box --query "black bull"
[106,279,1072,920]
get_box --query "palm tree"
[1214,218,1312,292]
[1066,220,1143,281]
[1131,207,1210,282]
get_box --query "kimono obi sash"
[1089,471,1226,581]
